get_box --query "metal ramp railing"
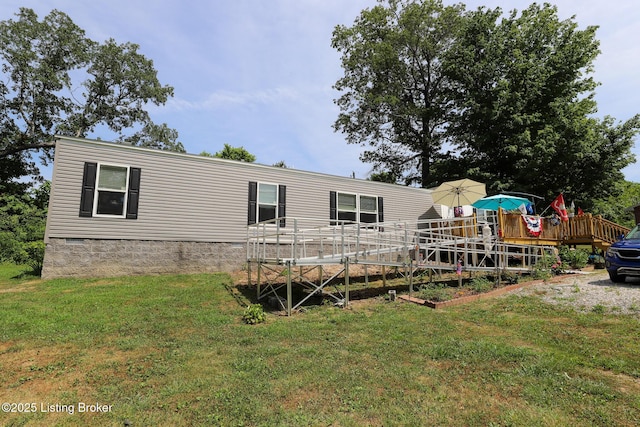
[247,217,413,266]
[247,216,554,315]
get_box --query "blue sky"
[3,0,639,182]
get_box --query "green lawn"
[1,263,639,426]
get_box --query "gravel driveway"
[513,270,640,315]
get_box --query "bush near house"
[0,185,48,275]
[559,245,590,269]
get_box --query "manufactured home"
[42,137,436,279]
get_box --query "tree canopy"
[444,3,638,207]
[332,0,464,187]
[200,144,256,162]
[0,8,183,189]
[332,0,639,209]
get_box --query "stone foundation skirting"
[41,238,247,279]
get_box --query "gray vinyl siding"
[45,138,434,243]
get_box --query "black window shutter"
[126,167,141,219]
[329,191,337,225]
[377,197,384,223]
[278,185,286,227]
[79,162,97,217]
[248,181,257,224]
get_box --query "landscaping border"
[398,274,576,309]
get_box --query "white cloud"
[164,87,302,112]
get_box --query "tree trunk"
[421,150,430,188]
[420,122,431,188]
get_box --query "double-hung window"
[95,164,129,216]
[79,162,141,219]
[337,193,357,222]
[331,191,382,224]
[248,181,286,226]
[258,183,278,222]
[359,195,378,223]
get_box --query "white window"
[94,164,129,217]
[336,192,379,224]
[248,181,286,226]
[359,195,378,223]
[337,193,357,222]
[258,183,278,222]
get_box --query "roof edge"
[54,136,429,191]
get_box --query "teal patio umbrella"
[472,194,530,211]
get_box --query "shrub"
[532,268,552,280]
[242,304,266,324]
[500,271,519,284]
[416,283,452,302]
[470,276,494,293]
[0,185,48,275]
[0,195,46,275]
[533,251,561,279]
[559,246,589,269]
[23,240,45,275]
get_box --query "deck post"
[364,264,369,287]
[256,262,261,300]
[344,258,350,308]
[409,260,414,296]
[382,265,387,287]
[292,218,298,260]
[286,261,292,316]
[276,222,281,261]
[247,260,252,286]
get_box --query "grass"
[1,263,640,426]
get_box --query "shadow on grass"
[0,264,40,284]
[234,276,425,313]
[234,270,539,314]
[11,269,40,280]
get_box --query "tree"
[0,8,182,188]
[332,0,464,187]
[591,181,640,228]
[0,181,49,274]
[335,1,638,205]
[205,143,256,162]
[444,3,638,206]
[368,171,399,184]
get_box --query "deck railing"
[499,211,629,248]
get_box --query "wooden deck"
[498,211,629,250]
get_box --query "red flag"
[551,194,569,221]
